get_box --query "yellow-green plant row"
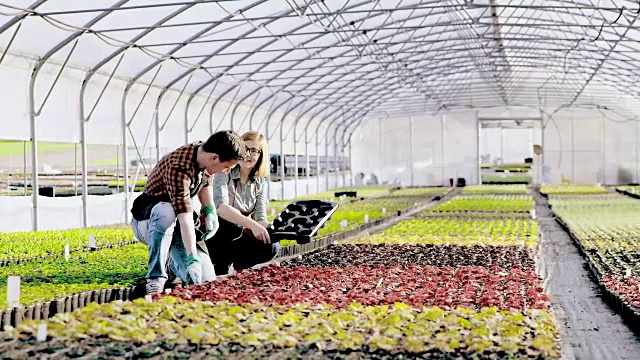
[617,185,640,195]
[5,297,560,358]
[540,184,609,195]
[429,195,534,212]
[346,219,538,247]
[553,200,640,254]
[462,184,529,194]
[388,187,451,196]
[0,228,134,261]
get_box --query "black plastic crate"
[268,200,340,244]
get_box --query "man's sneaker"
[145,279,165,295]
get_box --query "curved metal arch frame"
[5,0,640,216]
[27,0,131,230]
[193,0,451,143]
[210,1,640,150]
[223,0,444,121]
[195,0,399,137]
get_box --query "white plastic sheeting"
[0,172,348,232]
[351,110,479,187]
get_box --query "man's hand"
[249,223,270,244]
[186,253,203,285]
[201,205,218,241]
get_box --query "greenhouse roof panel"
[2,0,640,122]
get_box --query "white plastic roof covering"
[2,0,640,127]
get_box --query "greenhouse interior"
[1,0,640,359]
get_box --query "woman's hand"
[249,222,271,244]
[257,220,271,229]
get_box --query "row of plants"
[461,184,529,194]
[616,185,640,195]
[3,297,559,359]
[0,243,147,309]
[0,227,134,263]
[426,195,534,213]
[347,218,538,247]
[282,243,535,269]
[540,184,609,195]
[168,264,550,310]
[549,193,640,314]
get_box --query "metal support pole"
[293,130,298,198]
[28,70,39,231]
[409,116,414,187]
[476,113,481,185]
[316,131,320,194]
[333,126,344,189]
[116,145,120,194]
[441,113,445,186]
[279,121,286,200]
[348,137,353,187]
[571,114,575,182]
[74,143,78,197]
[325,129,330,191]
[155,109,161,164]
[379,118,383,184]
[305,131,310,196]
[500,128,505,165]
[601,115,606,185]
[184,104,190,144]
[23,141,27,196]
[80,112,89,227]
[122,86,131,224]
[632,119,638,183]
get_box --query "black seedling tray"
[268,200,340,244]
[335,191,357,198]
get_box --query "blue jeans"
[130,202,215,283]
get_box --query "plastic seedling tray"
[334,191,357,198]
[268,200,340,244]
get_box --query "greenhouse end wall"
[542,108,640,185]
[351,110,479,187]
[352,107,640,187]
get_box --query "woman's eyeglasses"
[246,148,262,156]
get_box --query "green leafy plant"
[0,228,134,261]
[0,243,147,308]
[6,297,560,358]
[347,219,538,247]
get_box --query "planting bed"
[426,195,534,213]
[0,243,146,309]
[347,218,537,247]
[2,297,559,359]
[461,184,529,194]
[549,193,640,318]
[280,243,535,270]
[539,184,609,195]
[0,227,135,264]
[167,264,550,310]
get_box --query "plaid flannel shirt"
[143,141,212,215]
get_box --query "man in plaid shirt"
[130,130,246,295]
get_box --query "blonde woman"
[206,130,279,275]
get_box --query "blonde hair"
[242,130,269,179]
